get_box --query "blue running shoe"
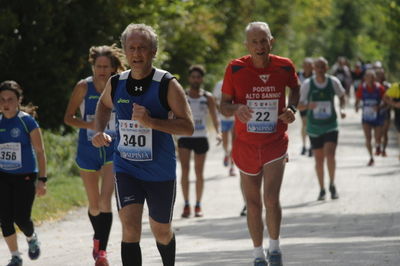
[254,257,268,266]
[267,250,282,266]
[7,256,22,266]
[27,232,41,260]
[223,155,229,167]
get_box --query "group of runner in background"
[298,56,399,167]
[1,20,400,266]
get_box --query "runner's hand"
[216,133,222,145]
[36,181,47,196]
[92,132,112,147]
[278,107,295,124]
[132,103,152,127]
[235,104,253,123]
[340,109,346,119]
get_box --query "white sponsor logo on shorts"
[123,195,135,203]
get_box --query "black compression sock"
[121,241,142,266]
[156,234,176,266]
[88,211,100,240]
[98,212,112,250]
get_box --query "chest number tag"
[0,142,22,170]
[193,115,206,131]
[313,101,332,119]
[247,99,278,133]
[117,119,152,161]
[362,99,378,121]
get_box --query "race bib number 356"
[247,99,278,133]
[117,119,152,161]
[0,142,22,170]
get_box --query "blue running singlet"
[113,69,176,182]
[360,82,384,126]
[76,77,115,171]
[0,111,39,174]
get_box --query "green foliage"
[32,129,86,222]
[1,0,399,223]
[322,0,363,63]
[32,175,87,222]
[1,0,399,132]
[42,129,79,177]
[0,0,127,130]
[385,0,400,80]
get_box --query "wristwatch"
[288,105,297,114]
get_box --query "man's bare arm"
[95,79,113,132]
[133,79,194,135]
[288,86,300,107]
[207,94,221,134]
[220,93,253,123]
[92,79,113,147]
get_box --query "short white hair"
[120,23,158,51]
[314,56,329,67]
[303,57,314,65]
[245,22,273,41]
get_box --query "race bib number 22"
[247,99,278,133]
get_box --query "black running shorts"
[309,130,339,150]
[115,172,176,224]
[177,137,209,154]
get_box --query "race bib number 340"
[117,119,152,161]
[247,99,278,133]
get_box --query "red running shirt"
[222,54,299,145]
[356,82,385,100]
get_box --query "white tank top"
[185,90,209,138]
[213,80,234,121]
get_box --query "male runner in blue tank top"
[92,24,194,266]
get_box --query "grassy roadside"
[31,130,87,223]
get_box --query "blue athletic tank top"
[79,77,116,145]
[0,111,39,174]
[113,69,176,181]
[361,82,382,123]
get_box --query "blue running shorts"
[221,120,234,132]
[76,142,114,171]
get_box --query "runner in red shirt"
[220,21,299,266]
